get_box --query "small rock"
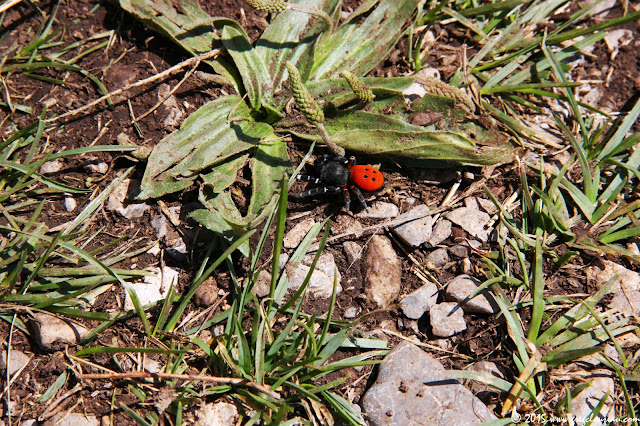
[0,350,31,376]
[42,97,57,108]
[361,341,496,425]
[468,361,505,395]
[30,313,89,350]
[343,241,362,265]
[363,235,402,308]
[124,267,179,310]
[426,248,449,269]
[331,215,363,236]
[284,218,317,248]
[476,198,497,215]
[569,373,615,426]
[195,401,238,426]
[85,162,109,174]
[430,302,466,337]
[577,345,620,367]
[617,331,640,347]
[449,244,469,258]
[44,413,100,426]
[461,258,473,275]
[106,178,149,219]
[588,260,640,293]
[158,84,185,129]
[357,201,399,219]
[64,197,77,212]
[143,358,163,374]
[464,197,478,209]
[194,277,218,307]
[344,306,358,319]
[150,214,167,237]
[287,253,341,299]
[165,238,187,262]
[400,281,439,319]
[253,270,272,298]
[445,275,498,314]
[39,158,64,174]
[446,207,491,241]
[391,205,433,248]
[608,291,640,316]
[428,219,452,246]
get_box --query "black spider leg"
[350,185,369,211]
[342,186,351,212]
[347,156,356,169]
[295,175,322,185]
[295,185,343,199]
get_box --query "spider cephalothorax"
[293,155,384,211]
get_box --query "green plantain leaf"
[117,0,241,90]
[216,19,273,110]
[291,127,513,166]
[139,96,266,199]
[192,131,290,236]
[310,0,421,79]
[256,0,341,96]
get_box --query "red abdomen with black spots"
[350,165,384,192]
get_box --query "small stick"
[316,122,345,156]
[79,371,280,399]
[47,49,222,123]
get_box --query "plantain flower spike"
[244,0,287,13]
[341,71,374,103]
[286,62,324,125]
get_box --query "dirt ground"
[1,0,640,423]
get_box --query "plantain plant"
[118,0,514,238]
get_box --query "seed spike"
[341,71,374,103]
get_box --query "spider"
[293,155,384,211]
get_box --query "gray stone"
[124,266,179,310]
[447,207,491,241]
[343,241,363,265]
[608,290,640,316]
[449,244,469,258]
[477,198,498,214]
[461,258,473,275]
[194,276,218,307]
[429,219,452,246]
[30,313,89,350]
[588,260,640,293]
[44,413,99,426]
[85,162,109,174]
[195,402,238,426]
[430,302,466,337]
[39,158,64,174]
[445,275,498,314]
[106,178,149,219]
[426,248,449,269]
[363,236,402,308]
[467,361,505,394]
[400,281,439,319]
[361,341,496,425]
[64,197,77,212]
[287,253,341,299]
[331,214,363,236]
[569,373,615,426]
[284,217,317,248]
[391,204,433,247]
[253,270,272,298]
[344,306,358,319]
[0,350,31,376]
[357,201,399,220]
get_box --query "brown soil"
[1,0,639,424]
